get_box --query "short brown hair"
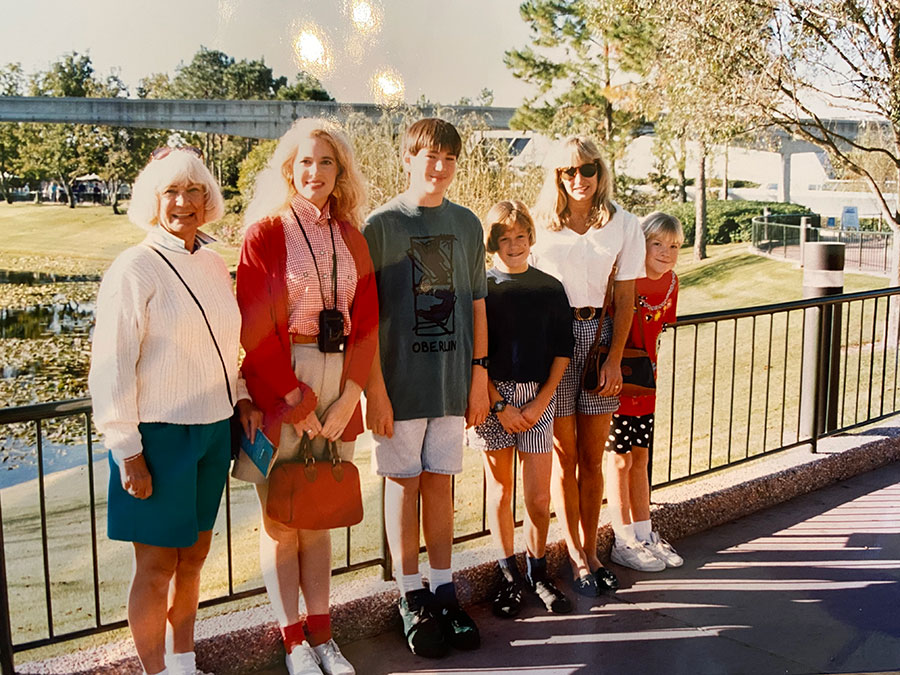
[402,118,462,158]
[484,200,536,253]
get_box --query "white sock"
[614,522,636,545]
[397,571,424,595]
[428,566,453,589]
[634,520,653,543]
[165,651,196,675]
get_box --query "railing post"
[379,478,392,582]
[800,216,809,267]
[0,494,17,675]
[800,243,845,448]
[763,208,770,253]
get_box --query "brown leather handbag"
[266,433,363,530]
[581,267,656,397]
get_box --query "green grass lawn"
[0,202,239,273]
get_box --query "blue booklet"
[240,429,275,478]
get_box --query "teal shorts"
[107,420,231,548]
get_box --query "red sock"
[305,613,332,647]
[281,621,306,654]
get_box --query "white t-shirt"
[531,202,646,308]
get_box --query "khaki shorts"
[233,343,354,484]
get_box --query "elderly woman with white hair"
[89,146,260,675]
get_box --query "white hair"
[128,151,225,230]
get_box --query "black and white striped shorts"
[467,380,555,454]
[556,314,620,417]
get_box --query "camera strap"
[291,207,338,311]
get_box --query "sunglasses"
[150,145,204,161]
[560,162,599,179]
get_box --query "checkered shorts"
[606,413,655,453]
[467,381,555,453]
[556,314,619,417]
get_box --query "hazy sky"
[0,0,535,106]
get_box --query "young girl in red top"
[605,212,684,572]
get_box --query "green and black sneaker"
[434,582,481,651]
[398,588,448,658]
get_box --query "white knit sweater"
[89,226,244,463]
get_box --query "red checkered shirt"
[281,195,357,336]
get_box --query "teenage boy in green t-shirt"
[364,118,489,658]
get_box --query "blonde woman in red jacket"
[234,119,377,675]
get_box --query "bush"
[635,200,814,245]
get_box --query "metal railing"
[2,287,900,672]
[751,214,894,276]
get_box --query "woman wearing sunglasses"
[234,119,377,675]
[530,136,646,597]
[90,146,260,675]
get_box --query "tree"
[639,0,900,279]
[0,63,25,204]
[505,0,654,183]
[20,53,109,208]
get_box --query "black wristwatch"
[491,399,508,413]
[472,357,490,369]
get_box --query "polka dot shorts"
[606,413,654,454]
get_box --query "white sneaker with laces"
[644,531,684,567]
[285,642,322,675]
[611,539,666,572]
[314,639,355,675]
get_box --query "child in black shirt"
[468,200,574,617]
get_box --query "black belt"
[573,306,602,321]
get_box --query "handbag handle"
[298,432,345,482]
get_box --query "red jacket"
[237,215,378,447]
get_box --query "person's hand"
[294,410,322,439]
[496,404,529,433]
[365,386,394,438]
[321,391,359,441]
[598,356,623,397]
[236,398,263,443]
[120,454,152,500]
[466,376,490,428]
[519,399,549,429]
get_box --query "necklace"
[638,272,676,321]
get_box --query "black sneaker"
[398,588,447,658]
[594,566,619,592]
[528,576,573,614]
[492,577,523,618]
[434,582,481,650]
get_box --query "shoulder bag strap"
[590,265,617,349]
[147,246,234,408]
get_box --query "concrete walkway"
[257,461,900,675]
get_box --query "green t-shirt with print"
[364,196,488,421]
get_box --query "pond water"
[1,280,97,480]
[0,301,95,340]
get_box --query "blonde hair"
[642,211,685,246]
[532,136,615,232]
[128,151,224,230]
[484,200,535,253]
[243,118,367,229]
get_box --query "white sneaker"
[611,539,666,572]
[285,642,322,675]
[314,639,355,675]
[644,531,684,567]
[164,651,213,675]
